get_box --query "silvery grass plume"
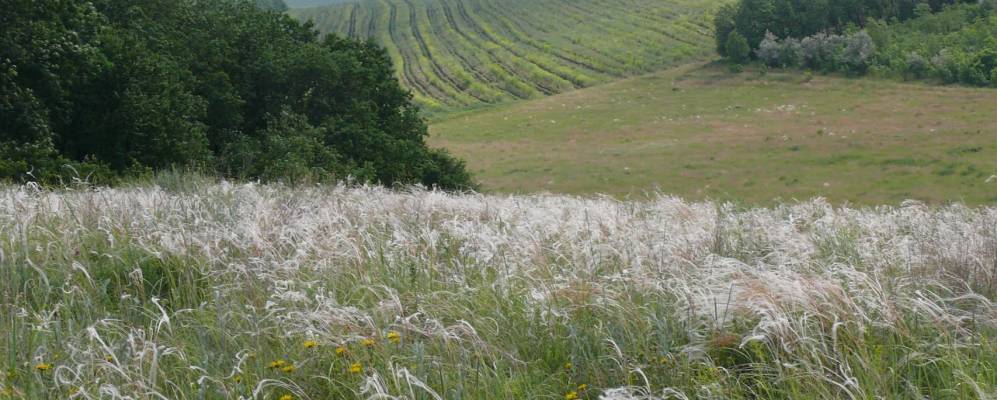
[0,182,993,399]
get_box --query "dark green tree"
[0,0,474,189]
[725,32,753,64]
[714,4,739,57]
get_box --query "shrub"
[725,32,752,64]
[778,37,804,67]
[906,51,930,78]
[756,31,782,66]
[841,31,877,71]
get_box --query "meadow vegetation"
[430,63,997,205]
[290,0,718,113]
[2,1,996,399]
[0,181,993,399]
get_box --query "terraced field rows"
[290,0,718,112]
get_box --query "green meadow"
[431,63,997,205]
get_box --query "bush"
[756,31,781,66]
[841,31,877,71]
[906,51,930,78]
[725,32,752,64]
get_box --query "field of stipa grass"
[1,180,994,399]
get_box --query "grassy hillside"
[286,0,356,8]
[3,183,994,399]
[430,63,997,205]
[290,0,718,113]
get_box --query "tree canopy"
[714,0,974,59]
[0,0,473,189]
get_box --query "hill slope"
[430,64,997,205]
[290,0,717,112]
[286,0,356,8]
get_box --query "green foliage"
[713,0,972,58]
[725,32,752,64]
[255,0,288,11]
[867,5,997,86]
[0,0,473,189]
[717,0,996,87]
[714,4,739,58]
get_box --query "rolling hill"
[290,0,718,112]
[430,63,997,205]
[286,0,357,8]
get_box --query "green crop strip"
[290,0,718,114]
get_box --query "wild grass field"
[0,180,994,399]
[430,63,997,205]
[290,0,717,112]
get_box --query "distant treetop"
[0,0,473,189]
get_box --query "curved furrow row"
[437,0,547,98]
[346,4,358,38]
[386,1,447,104]
[463,0,602,86]
[450,0,570,94]
[406,0,482,105]
[292,0,718,112]
[468,0,615,78]
[423,1,517,100]
[492,0,633,69]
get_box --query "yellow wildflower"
[386,331,401,344]
[105,355,114,362]
[303,340,317,349]
[233,375,242,383]
[565,391,579,400]
[335,346,347,356]
[361,338,375,347]
[349,362,362,374]
[281,364,296,373]
[268,360,286,369]
[578,383,587,391]
[279,394,293,400]
[563,362,572,370]
[35,362,53,372]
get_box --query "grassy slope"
[290,0,718,113]
[286,0,356,8]
[430,63,997,205]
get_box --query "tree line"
[0,0,474,189]
[714,0,996,86]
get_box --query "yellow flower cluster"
[303,340,318,349]
[35,363,53,372]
